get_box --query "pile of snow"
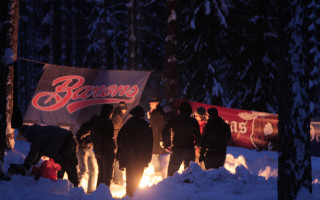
[1,140,320,200]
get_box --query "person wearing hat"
[17,124,79,187]
[111,102,127,185]
[89,104,115,188]
[116,106,153,197]
[161,101,201,177]
[147,97,167,178]
[200,107,231,170]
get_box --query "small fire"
[79,154,184,198]
[139,165,163,188]
[110,163,164,198]
[223,154,248,174]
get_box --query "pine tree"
[307,0,320,119]
[17,0,45,115]
[178,0,226,105]
[83,0,128,69]
[136,0,165,71]
[277,0,312,199]
[221,0,278,113]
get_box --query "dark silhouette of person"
[76,121,97,193]
[200,108,231,169]
[18,124,79,187]
[89,104,115,188]
[117,106,153,197]
[162,101,201,176]
[148,97,167,178]
[111,102,127,185]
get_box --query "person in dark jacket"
[200,108,231,169]
[193,106,208,168]
[148,97,167,178]
[89,104,115,188]
[76,121,98,193]
[18,124,79,187]
[117,106,153,197]
[111,102,127,185]
[162,101,201,177]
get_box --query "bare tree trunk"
[277,1,312,199]
[164,0,179,101]
[0,0,19,161]
[128,0,137,70]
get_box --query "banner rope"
[17,57,157,72]
[17,57,48,66]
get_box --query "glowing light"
[139,165,162,188]
[224,154,248,174]
[110,183,126,198]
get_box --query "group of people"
[15,98,231,197]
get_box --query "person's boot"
[0,173,11,181]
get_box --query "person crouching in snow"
[17,124,79,187]
[117,106,153,197]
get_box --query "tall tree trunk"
[128,0,137,70]
[0,0,19,161]
[164,0,179,101]
[277,0,312,199]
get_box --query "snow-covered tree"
[220,0,278,113]
[0,0,19,155]
[83,0,128,69]
[306,0,320,119]
[17,0,46,115]
[136,0,165,70]
[178,0,227,105]
[277,0,312,199]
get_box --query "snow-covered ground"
[1,139,320,200]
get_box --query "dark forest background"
[16,0,320,118]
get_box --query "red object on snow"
[31,158,61,180]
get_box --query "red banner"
[172,99,320,156]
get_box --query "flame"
[78,154,184,198]
[221,154,248,174]
[139,164,162,188]
[110,163,164,198]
